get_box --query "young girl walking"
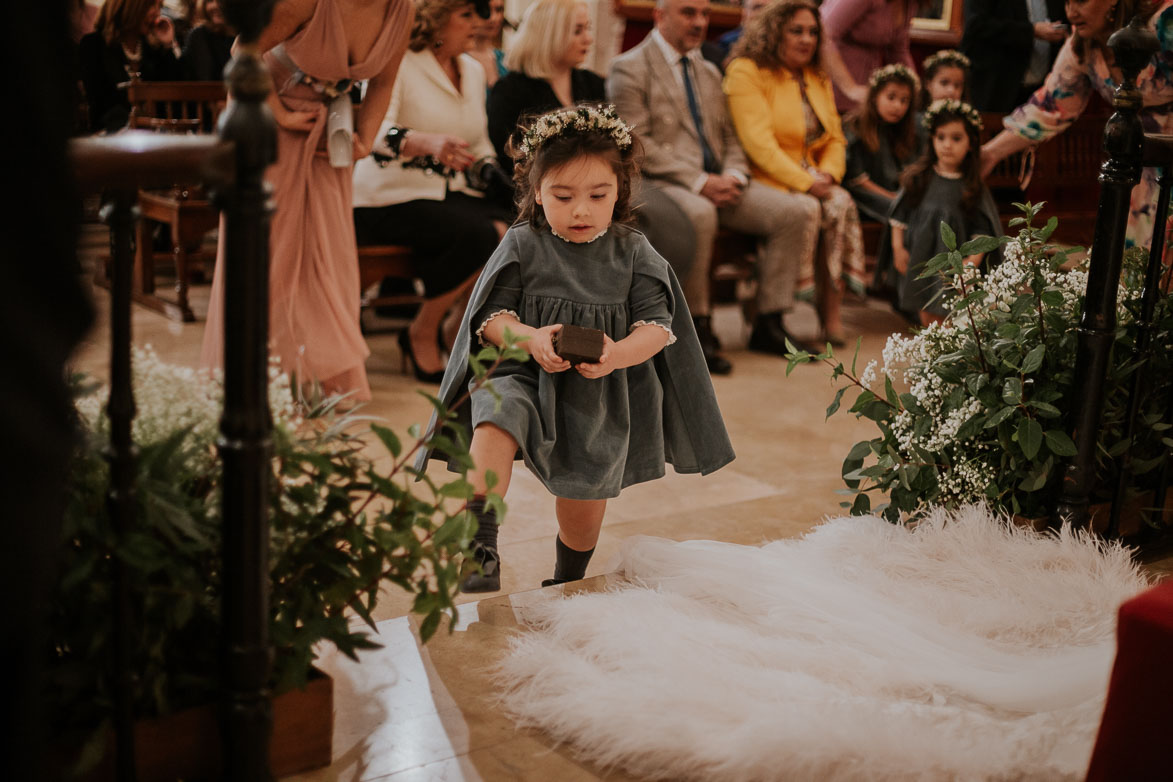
[418,105,735,592]
[890,100,1001,326]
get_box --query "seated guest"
[353,0,509,382]
[469,0,507,92]
[181,0,233,81]
[609,0,819,374]
[79,0,183,133]
[710,0,771,67]
[725,0,867,346]
[487,0,600,176]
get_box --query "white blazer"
[353,49,496,207]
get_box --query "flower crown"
[923,99,983,132]
[868,63,919,92]
[519,105,633,162]
[923,49,971,74]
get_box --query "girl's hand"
[575,335,617,379]
[893,247,911,274]
[529,324,571,373]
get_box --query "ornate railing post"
[217,1,277,779]
[101,191,140,782]
[1055,17,1158,528]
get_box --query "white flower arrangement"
[76,345,302,474]
[519,104,633,162]
[868,63,920,92]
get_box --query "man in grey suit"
[608,0,818,374]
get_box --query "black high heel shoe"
[397,329,446,384]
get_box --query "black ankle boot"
[693,315,732,375]
[749,312,812,356]
[460,498,501,593]
[541,536,594,588]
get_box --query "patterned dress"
[1003,0,1173,249]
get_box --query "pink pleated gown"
[201,0,412,401]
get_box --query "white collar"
[933,166,964,180]
[651,29,699,68]
[551,226,609,244]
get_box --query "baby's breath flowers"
[519,104,633,162]
[785,204,1163,523]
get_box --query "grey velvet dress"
[890,172,1001,317]
[417,222,735,500]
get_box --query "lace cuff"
[475,309,519,347]
[631,320,676,346]
[888,217,908,230]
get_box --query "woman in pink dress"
[821,0,916,113]
[201,0,413,401]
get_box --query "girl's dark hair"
[848,71,918,162]
[511,112,641,231]
[900,107,984,212]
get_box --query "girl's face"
[437,4,479,55]
[779,9,819,70]
[560,5,594,69]
[875,82,912,124]
[1066,0,1116,39]
[535,154,619,242]
[927,65,965,102]
[933,119,971,173]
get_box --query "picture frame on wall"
[911,0,955,32]
[909,0,964,47]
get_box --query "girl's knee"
[473,422,518,449]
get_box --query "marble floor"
[71,227,1168,780]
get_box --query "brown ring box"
[552,324,605,364]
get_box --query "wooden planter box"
[81,670,333,781]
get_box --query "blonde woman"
[725,0,866,345]
[486,0,600,174]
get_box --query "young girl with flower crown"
[845,63,920,223]
[417,105,734,593]
[890,99,1001,326]
[916,50,970,151]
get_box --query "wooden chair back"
[126,80,228,134]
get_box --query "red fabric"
[1085,581,1173,781]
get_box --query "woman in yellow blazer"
[724,0,866,345]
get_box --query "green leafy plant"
[787,203,1171,523]
[52,337,528,762]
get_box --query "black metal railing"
[70,0,277,775]
[1057,15,1173,544]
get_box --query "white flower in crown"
[923,49,971,74]
[868,63,920,92]
[519,104,633,161]
[923,98,983,132]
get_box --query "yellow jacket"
[723,57,846,194]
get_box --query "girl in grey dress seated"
[418,105,734,592]
[889,100,1001,326]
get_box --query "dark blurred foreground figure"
[1,1,95,780]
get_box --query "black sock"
[466,496,499,551]
[552,535,594,582]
